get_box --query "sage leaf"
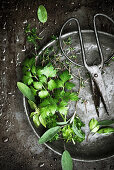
[17,82,35,102]
[38,126,60,144]
[61,150,73,170]
[97,127,114,134]
[37,5,47,23]
[28,100,37,110]
[98,120,114,126]
[56,121,69,125]
[72,122,84,138]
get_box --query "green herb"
[61,150,73,170]
[38,126,60,144]
[98,120,114,126]
[89,118,114,134]
[97,127,114,134]
[17,82,35,102]
[89,118,99,133]
[37,5,47,23]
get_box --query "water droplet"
[3,48,6,54]
[71,2,75,5]
[53,158,57,161]
[2,137,9,143]
[50,164,53,167]
[23,20,27,24]
[54,20,57,25]
[22,45,26,52]
[3,22,6,29]
[39,162,44,168]
[11,59,13,63]
[3,38,6,41]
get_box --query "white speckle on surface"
[23,20,27,24]
[22,45,26,52]
[3,22,6,29]
[3,48,6,53]
[11,59,14,63]
[16,35,19,42]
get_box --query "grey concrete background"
[0,0,114,169]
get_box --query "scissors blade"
[88,65,110,115]
[91,78,100,117]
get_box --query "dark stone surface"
[0,0,114,170]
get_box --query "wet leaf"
[97,127,114,134]
[89,118,98,131]
[39,90,49,98]
[69,93,79,101]
[41,65,56,78]
[61,150,73,170]
[17,82,35,102]
[39,115,46,127]
[56,121,69,125]
[33,82,43,90]
[38,126,60,144]
[33,114,40,127]
[59,70,71,83]
[65,82,75,90]
[98,120,114,126]
[37,5,47,23]
[48,79,56,91]
[89,118,99,133]
[72,121,84,138]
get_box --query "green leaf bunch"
[25,24,41,46]
[89,118,114,134]
[62,117,85,143]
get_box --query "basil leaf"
[97,127,114,134]
[98,120,114,126]
[61,150,73,170]
[33,114,40,127]
[17,82,35,102]
[37,5,47,23]
[89,118,98,131]
[39,115,46,128]
[38,126,60,144]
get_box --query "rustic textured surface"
[0,0,114,169]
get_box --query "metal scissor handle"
[59,18,86,67]
[59,14,114,68]
[93,13,114,69]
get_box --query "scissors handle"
[93,13,114,69]
[59,18,87,68]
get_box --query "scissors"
[59,13,114,117]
